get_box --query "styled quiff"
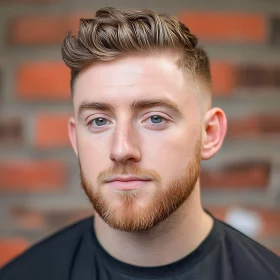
[61,7,211,94]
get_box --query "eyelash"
[87,115,170,129]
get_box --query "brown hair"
[61,7,211,94]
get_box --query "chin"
[107,190,151,214]
[94,193,159,232]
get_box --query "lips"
[104,176,152,190]
[104,176,151,183]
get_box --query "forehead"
[73,54,195,110]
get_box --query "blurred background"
[0,0,280,268]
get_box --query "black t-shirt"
[1,214,279,280]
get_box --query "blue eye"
[150,115,163,124]
[92,118,108,126]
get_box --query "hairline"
[70,50,211,98]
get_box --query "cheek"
[141,129,198,178]
[143,118,199,157]
[76,131,109,176]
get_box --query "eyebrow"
[78,98,183,117]
[130,99,183,116]
[78,101,115,117]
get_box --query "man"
[1,7,279,280]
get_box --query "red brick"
[45,209,93,229]
[0,117,22,145]
[201,161,270,189]
[35,114,71,148]
[11,206,93,232]
[17,62,71,100]
[47,208,93,228]
[178,12,266,43]
[9,13,89,45]
[227,115,280,138]
[11,207,48,230]
[0,160,66,192]
[258,210,280,236]
[211,62,236,95]
[0,239,29,267]
[271,17,280,46]
[237,65,280,87]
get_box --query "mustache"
[97,163,161,184]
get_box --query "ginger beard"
[80,138,202,232]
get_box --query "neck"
[94,184,213,267]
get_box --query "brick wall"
[0,0,280,267]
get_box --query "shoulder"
[0,216,93,280]
[216,218,280,278]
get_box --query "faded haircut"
[61,7,211,95]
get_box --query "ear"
[68,117,79,157]
[201,107,227,160]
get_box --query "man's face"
[71,54,203,232]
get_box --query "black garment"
[1,214,279,280]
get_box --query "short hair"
[61,7,211,95]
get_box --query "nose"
[109,124,141,164]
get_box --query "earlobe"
[201,108,227,160]
[68,117,79,157]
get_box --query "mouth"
[104,176,152,190]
